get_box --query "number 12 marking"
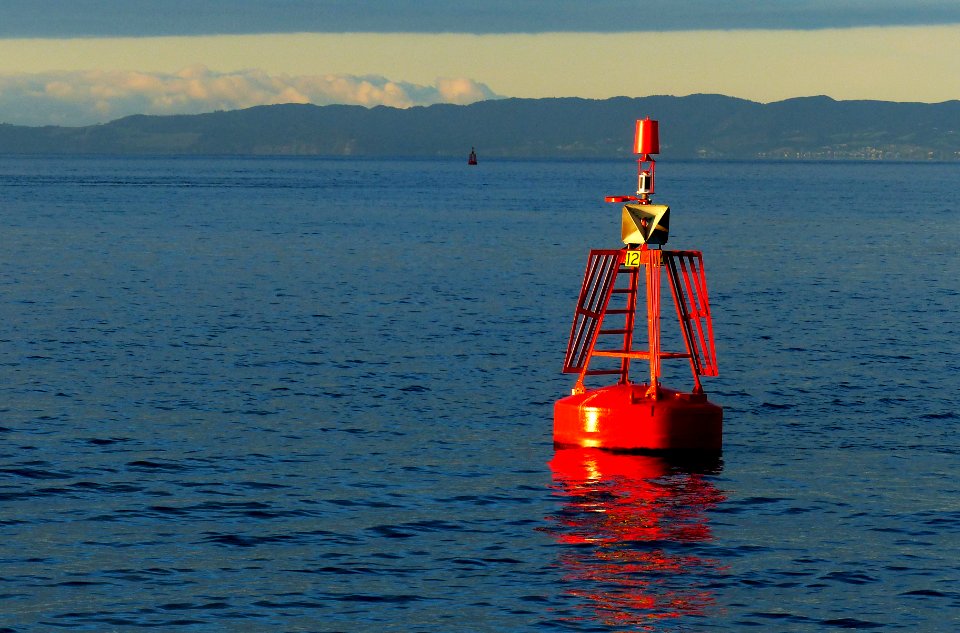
[624,251,642,267]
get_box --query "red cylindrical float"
[554,384,722,452]
[633,118,660,155]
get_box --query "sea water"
[0,155,958,631]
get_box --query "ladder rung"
[594,350,650,359]
[612,289,633,294]
[605,309,633,315]
[583,370,624,376]
[593,350,692,360]
[599,328,630,335]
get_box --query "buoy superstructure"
[554,118,722,453]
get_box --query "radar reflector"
[621,203,670,246]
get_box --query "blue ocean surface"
[0,155,958,632]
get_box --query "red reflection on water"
[545,448,726,631]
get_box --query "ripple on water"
[1,158,959,632]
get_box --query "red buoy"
[554,119,722,453]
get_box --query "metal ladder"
[562,248,717,394]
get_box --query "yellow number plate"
[624,251,643,267]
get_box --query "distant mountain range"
[2,94,959,160]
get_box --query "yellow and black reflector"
[621,203,669,246]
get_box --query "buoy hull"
[554,383,722,452]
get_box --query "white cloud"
[0,66,502,126]
[436,77,494,104]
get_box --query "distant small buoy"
[468,147,478,165]
[554,118,723,453]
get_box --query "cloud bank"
[3,0,960,37]
[0,66,501,126]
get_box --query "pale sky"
[0,1,958,126]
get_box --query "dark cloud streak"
[3,0,960,38]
